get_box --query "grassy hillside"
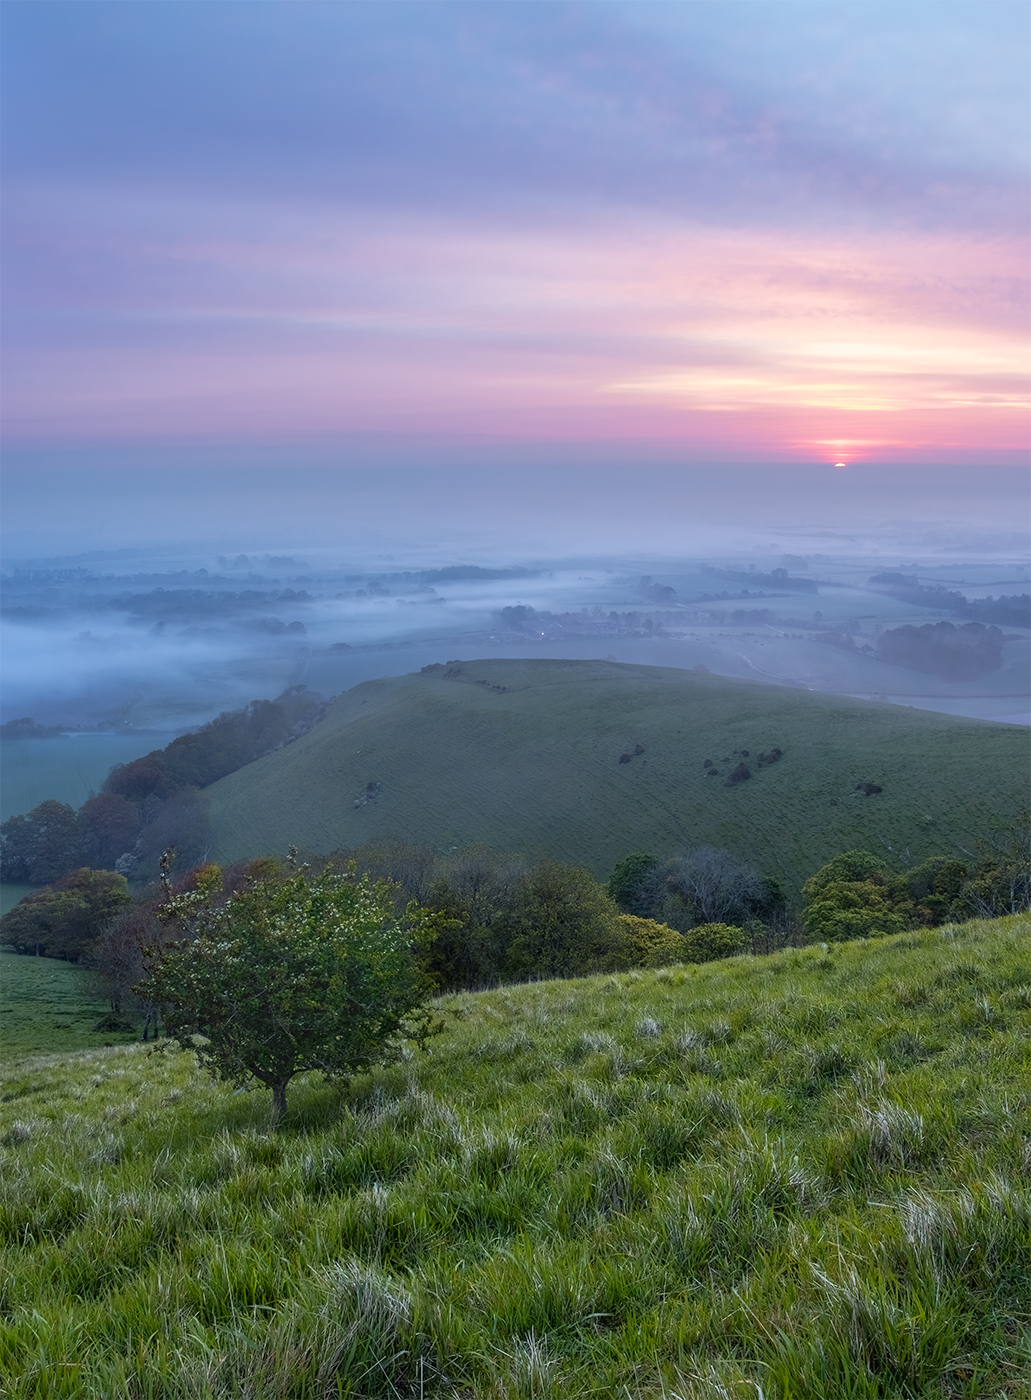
[206,659,1028,891]
[2,915,1028,1398]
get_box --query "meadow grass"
[205,659,1028,891]
[0,950,136,1057]
[1,915,1029,1398]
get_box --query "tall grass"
[2,915,1029,1398]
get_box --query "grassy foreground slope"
[2,916,1029,1400]
[207,659,1028,888]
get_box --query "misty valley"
[3,535,1029,1400]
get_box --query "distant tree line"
[875,621,1005,681]
[0,686,325,889]
[868,572,1031,629]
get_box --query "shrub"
[617,914,687,968]
[679,921,745,963]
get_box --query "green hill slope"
[206,659,1028,890]
[2,915,1029,1398]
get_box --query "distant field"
[207,658,1029,893]
[0,951,135,1055]
[0,732,172,820]
[0,884,34,917]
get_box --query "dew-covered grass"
[2,915,1029,1398]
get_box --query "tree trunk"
[270,1080,289,1129]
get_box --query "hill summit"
[205,659,1026,891]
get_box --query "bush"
[679,921,745,963]
[617,914,687,968]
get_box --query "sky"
[1,0,1029,557]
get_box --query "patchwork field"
[206,658,1029,892]
[1,915,1028,1398]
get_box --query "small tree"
[139,859,440,1125]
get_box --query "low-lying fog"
[3,543,1028,819]
[2,459,1028,820]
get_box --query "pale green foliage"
[141,863,438,1122]
[616,913,687,968]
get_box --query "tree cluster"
[801,817,1030,940]
[0,687,325,889]
[607,846,787,941]
[875,621,1004,681]
[1,867,130,960]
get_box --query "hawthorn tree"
[139,857,441,1125]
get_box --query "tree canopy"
[0,867,130,960]
[140,860,440,1124]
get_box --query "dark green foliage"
[103,751,179,803]
[333,846,633,990]
[499,860,627,980]
[103,688,325,803]
[876,621,1004,680]
[607,851,658,914]
[903,856,969,924]
[801,847,966,942]
[800,830,1030,942]
[803,849,886,897]
[77,793,140,869]
[0,799,83,884]
[803,878,912,942]
[0,868,130,960]
[802,851,912,941]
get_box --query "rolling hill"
[206,658,1028,892]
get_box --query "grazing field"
[0,951,136,1056]
[1,915,1029,1398]
[206,659,1029,892]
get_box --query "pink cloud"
[4,193,1027,463]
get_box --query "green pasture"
[207,658,1029,893]
[1,914,1029,1398]
[0,951,134,1057]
